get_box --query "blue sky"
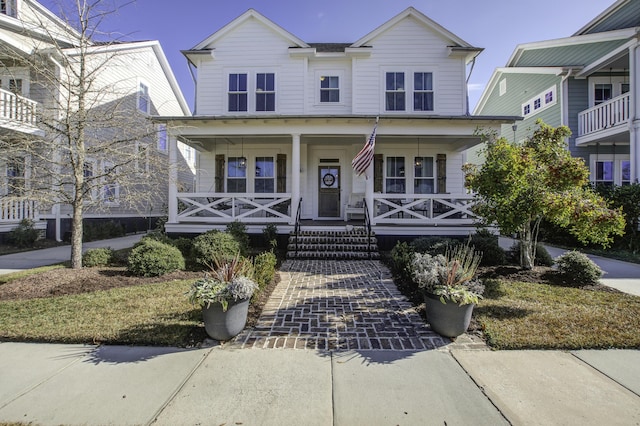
[43,0,614,112]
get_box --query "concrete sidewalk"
[0,342,639,425]
[0,234,144,275]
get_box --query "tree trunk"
[520,225,534,270]
[70,201,84,269]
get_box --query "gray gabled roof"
[574,0,640,35]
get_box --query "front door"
[318,165,340,218]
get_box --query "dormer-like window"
[414,72,433,111]
[228,73,247,112]
[256,73,275,111]
[385,72,405,111]
[1,0,17,17]
[137,82,150,114]
[320,76,339,103]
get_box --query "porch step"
[286,228,379,260]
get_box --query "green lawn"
[475,279,640,349]
[0,280,205,346]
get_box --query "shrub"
[390,241,414,282]
[82,247,113,267]
[226,221,250,255]
[262,223,278,249]
[83,220,125,242]
[468,230,506,266]
[7,219,39,248]
[555,251,603,285]
[410,236,458,256]
[127,239,185,277]
[171,237,194,258]
[507,242,554,266]
[253,251,277,291]
[192,230,241,267]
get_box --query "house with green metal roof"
[474,0,640,186]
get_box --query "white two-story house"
[163,7,516,237]
[0,0,191,241]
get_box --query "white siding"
[354,17,466,116]
[306,59,352,115]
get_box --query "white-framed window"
[227,157,247,192]
[385,156,405,193]
[522,85,556,118]
[4,157,25,196]
[385,72,405,111]
[499,79,507,96]
[137,81,150,114]
[256,73,275,112]
[102,160,119,204]
[228,73,248,112]
[0,68,30,96]
[414,156,435,194]
[590,155,631,186]
[413,72,434,111]
[594,84,612,106]
[83,160,97,200]
[255,156,274,193]
[588,76,629,107]
[135,142,150,174]
[157,124,167,153]
[320,76,340,103]
[1,0,17,17]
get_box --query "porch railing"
[578,93,630,137]
[0,198,39,222]
[0,88,38,127]
[372,194,477,225]
[176,192,293,223]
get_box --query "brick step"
[286,251,381,260]
[287,243,379,252]
[288,236,377,244]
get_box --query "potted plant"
[410,244,484,338]
[187,254,257,341]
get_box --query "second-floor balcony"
[577,93,629,145]
[0,88,39,133]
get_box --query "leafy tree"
[595,183,640,252]
[463,121,624,269]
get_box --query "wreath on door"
[323,173,336,187]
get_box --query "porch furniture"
[344,193,364,221]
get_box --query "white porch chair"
[344,193,365,221]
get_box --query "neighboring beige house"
[162,8,516,238]
[0,0,192,241]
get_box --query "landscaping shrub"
[262,223,278,249]
[390,241,414,282]
[507,242,554,266]
[555,251,603,285]
[127,239,185,277]
[410,236,458,256]
[226,221,250,255]
[468,230,506,266]
[7,219,39,248]
[82,247,113,267]
[253,250,277,291]
[83,220,125,242]
[192,230,241,267]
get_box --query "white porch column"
[168,134,178,225]
[291,133,301,225]
[630,44,639,182]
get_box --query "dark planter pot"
[202,297,250,341]
[424,292,475,338]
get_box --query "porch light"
[238,138,246,169]
[415,138,422,167]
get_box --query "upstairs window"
[255,156,274,193]
[1,0,17,17]
[414,72,433,111]
[385,72,405,111]
[256,73,275,111]
[320,76,339,102]
[8,78,22,95]
[594,84,612,105]
[5,158,25,196]
[228,73,247,112]
[522,85,556,118]
[157,124,167,152]
[385,156,405,193]
[137,82,150,114]
[102,161,119,204]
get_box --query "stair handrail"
[294,197,302,257]
[363,198,372,260]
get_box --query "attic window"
[1,0,17,17]
[499,79,507,96]
[521,85,556,118]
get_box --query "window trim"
[385,156,406,194]
[521,85,556,118]
[228,73,248,112]
[226,156,247,192]
[382,68,437,114]
[255,72,276,112]
[157,124,168,153]
[589,154,631,186]
[254,156,275,193]
[414,156,435,194]
[137,80,150,114]
[102,160,120,205]
[224,70,277,114]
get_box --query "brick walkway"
[230,260,448,350]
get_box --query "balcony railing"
[176,193,293,223]
[578,93,630,137]
[0,88,38,127]
[0,198,39,223]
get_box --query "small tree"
[463,121,624,269]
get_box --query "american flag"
[352,118,378,176]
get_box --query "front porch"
[0,198,46,233]
[577,93,630,146]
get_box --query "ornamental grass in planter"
[411,245,484,337]
[187,254,257,341]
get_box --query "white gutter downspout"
[465,56,477,116]
[48,55,64,242]
[561,68,573,128]
[187,62,197,115]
